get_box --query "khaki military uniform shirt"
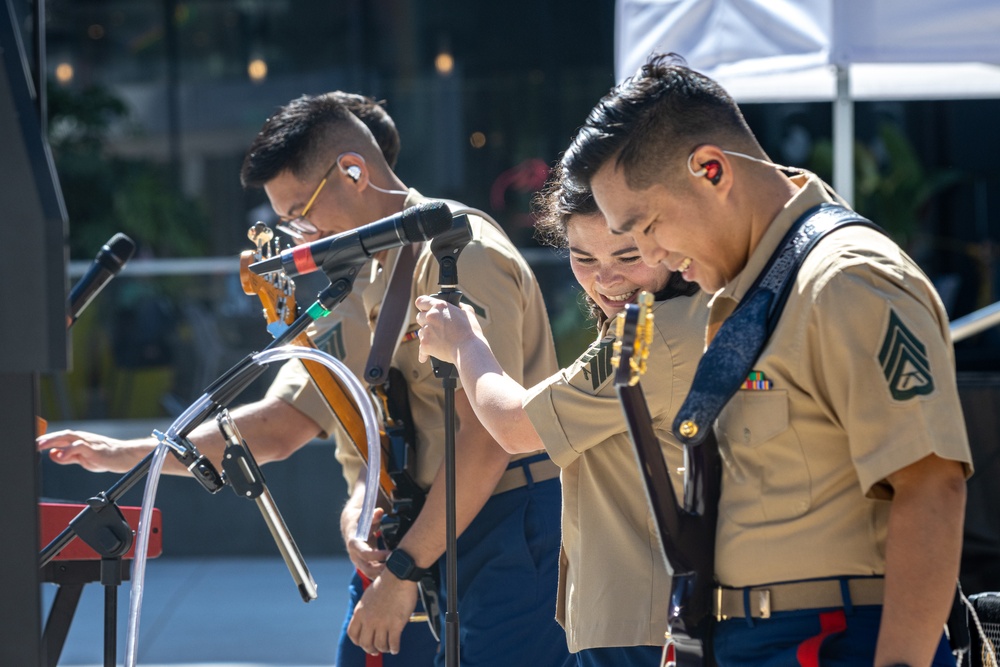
[522,292,710,651]
[361,189,559,491]
[265,264,375,489]
[711,173,974,586]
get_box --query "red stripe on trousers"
[358,570,383,667]
[796,609,847,667]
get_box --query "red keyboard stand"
[39,501,162,667]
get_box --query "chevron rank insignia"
[578,335,615,391]
[313,322,347,360]
[878,309,935,401]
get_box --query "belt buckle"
[755,589,771,619]
[714,587,727,621]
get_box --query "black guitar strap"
[673,203,883,446]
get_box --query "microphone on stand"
[67,233,136,327]
[249,201,453,278]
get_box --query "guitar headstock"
[612,291,654,387]
[240,222,297,336]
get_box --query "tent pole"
[833,65,854,206]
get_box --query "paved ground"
[44,555,358,666]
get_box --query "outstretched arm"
[38,395,322,475]
[414,295,544,455]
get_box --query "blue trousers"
[337,477,571,667]
[575,645,663,667]
[713,605,955,667]
[336,569,439,667]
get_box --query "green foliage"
[46,83,209,258]
[809,122,962,249]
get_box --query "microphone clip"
[429,214,474,381]
[153,429,227,494]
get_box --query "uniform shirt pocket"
[718,390,812,525]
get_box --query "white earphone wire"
[338,151,409,196]
[687,148,805,177]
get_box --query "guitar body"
[612,294,720,667]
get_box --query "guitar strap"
[673,203,883,446]
[364,242,421,386]
[363,200,505,386]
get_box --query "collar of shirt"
[705,172,838,345]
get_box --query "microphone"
[67,233,137,326]
[250,201,453,277]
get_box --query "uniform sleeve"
[811,259,974,498]
[524,314,694,469]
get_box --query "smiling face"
[589,158,747,294]
[566,211,671,318]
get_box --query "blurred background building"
[8,0,998,593]
[9,0,996,420]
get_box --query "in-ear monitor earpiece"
[687,152,722,185]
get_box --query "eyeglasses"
[275,161,337,240]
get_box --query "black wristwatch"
[385,548,429,582]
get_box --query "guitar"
[240,224,441,639]
[611,292,720,667]
[239,223,396,499]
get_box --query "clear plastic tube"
[249,346,382,542]
[123,345,381,666]
[124,390,215,667]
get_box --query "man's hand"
[347,570,419,656]
[345,507,390,579]
[37,430,153,473]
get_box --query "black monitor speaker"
[0,0,68,373]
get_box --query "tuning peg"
[248,222,274,251]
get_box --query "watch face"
[387,549,419,581]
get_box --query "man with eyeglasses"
[42,92,571,667]
[243,92,567,667]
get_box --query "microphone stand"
[39,262,366,660]
[427,215,474,667]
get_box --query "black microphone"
[67,233,137,327]
[250,201,453,277]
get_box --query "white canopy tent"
[615,0,1000,205]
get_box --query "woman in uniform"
[414,169,710,667]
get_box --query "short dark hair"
[327,92,400,169]
[240,92,400,188]
[561,53,755,191]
